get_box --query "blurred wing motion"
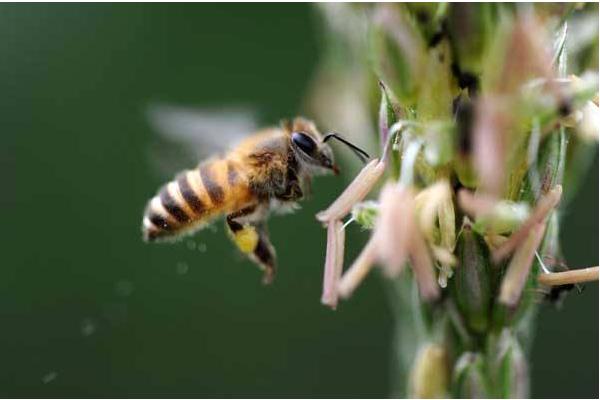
[145,103,260,177]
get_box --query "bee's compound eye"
[292,132,317,155]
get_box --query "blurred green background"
[2,4,597,397]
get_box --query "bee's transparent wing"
[145,103,260,178]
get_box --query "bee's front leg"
[276,180,303,201]
[226,206,276,284]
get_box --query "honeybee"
[142,110,368,284]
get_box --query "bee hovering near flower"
[142,106,369,284]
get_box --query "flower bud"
[518,125,566,203]
[423,122,455,167]
[452,221,492,333]
[409,343,449,398]
[492,329,529,398]
[454,155,479,188]
[372,4,426,103]
[452,352,489,398]
[446,3,497,75]
[406,3,447,42]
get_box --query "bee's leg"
[303,175,312,197]
[276,179,303,201]
[248,223,276,284]
[225,205,259,252]
[225,206,276,284]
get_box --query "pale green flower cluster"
[313,3,598,397]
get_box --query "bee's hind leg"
[226,206,276,284]
[248,224,276,285]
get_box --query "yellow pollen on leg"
[234,225,259,254]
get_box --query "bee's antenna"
[323,132,371,164]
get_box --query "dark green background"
[2,4,597,398]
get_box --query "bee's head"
[291,130,338,175]
[287,117,370,176]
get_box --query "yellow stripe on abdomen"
[143,158,250,241]
[143,172,204,241]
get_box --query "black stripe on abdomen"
[177,173,205,214]
[148,213,175,231]
[199,163,224,205]
[160,186,190,223]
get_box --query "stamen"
[457,189,497,217]
[409,224,441,302]
[431,245,457,267]
[321,220,346,309]
[499,223,546,306]
[316,159,385,222]
[372,184,413,277]
[538,266,599,286]
[415,181,453,241]
[371,183,440,300]
[414,181,456,289]
[338,236,378,299]
[472,96,507,198]
[493,185,562,262]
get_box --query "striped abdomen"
[142,158,253,241]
